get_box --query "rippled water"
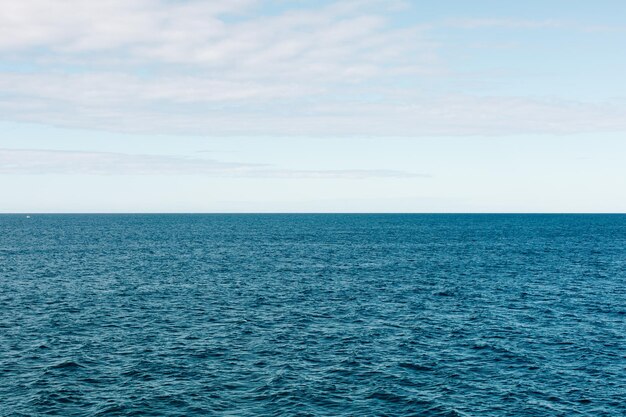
[1,214,625,416]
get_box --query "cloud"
[441,18,626,33]
[0,1,624,137]
[1,85,624,136]
[0,73,320,104]
[0,0,429,80]
[443,18,563,30]
[0,0,255,51]
[0,148,423,178]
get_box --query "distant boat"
[26,215,31,219]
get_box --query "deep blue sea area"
[1,214,625,416]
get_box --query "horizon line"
[2,212,624,215]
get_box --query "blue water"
[1,214,625,416]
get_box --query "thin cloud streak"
[1,91,624,136]
[442,18,564,30]
[0,149,425,179]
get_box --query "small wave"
[50,361,84,369]
[399,362,434,372]
[433,289,456,297]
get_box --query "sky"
[1,0,625,213]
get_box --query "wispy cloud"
[0,0,255,52]
[0,1,624,137]
[440,18,626,34]
[0,0,450,135]
[0,148,424,178]
[443,18,564,30]
[1,90,624,136]
[0,0,430,80]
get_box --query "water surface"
[1,214,625,416]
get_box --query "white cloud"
[443,18,564,30]
[0,0,255,51]
[0,73,320,104]
[0,0,430,79]
[0,148,422,178]
[1,82,624,136]
[441,18,626,33]
[0,0,624,136]
[0,0,452,135]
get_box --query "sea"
[1,214,624,416]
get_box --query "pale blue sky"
[1,0,625,212]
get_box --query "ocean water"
[1,214,625,416]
